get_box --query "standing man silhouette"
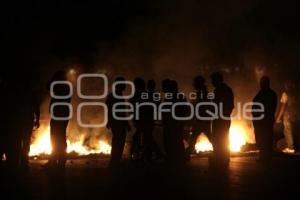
[161,79,172,163]
[210,72,234,167]
[129,77,146,161]
[161,79,187,165]
[0,77,7,162]
[144,80,162,160]
[47,70,71,170]
[276,80,298,153]
[1,78,23,169]
[106,77,131,168]
[187,75,211,159]
[252,76,277,164]
[20,83,41,169]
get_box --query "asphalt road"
[1,155,299,200]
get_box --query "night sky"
[1,0,300,81]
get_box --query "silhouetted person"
[129,77,146,160]
[252,76,277,164]
[3,80,23,169]
[161,79,187,165]
[210,72,234,167]
[161,78,172,162]
[20,85,40,169]
[276,80,298,153]
[144,79,162,160]
[46,70,71,169]
[106,77,131,168]
[0,78,6,162]
[187,75,211,159]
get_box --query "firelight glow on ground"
[29,126,112,156]
[29,121,251,156]
[195,122,249,153]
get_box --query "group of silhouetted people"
[106,72,291,169]
[106,72,235,169]
[0,69,295,171]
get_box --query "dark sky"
[1,0,300,77]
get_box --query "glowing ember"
[29,126,111,156]
[195,121,249,153]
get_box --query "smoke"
[8,0,299,149]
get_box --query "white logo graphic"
[50,74,265,128]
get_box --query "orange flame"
[30,121,251,157]
[195,121,251,153]
[29,126,111,156]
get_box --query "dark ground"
[1,155,299,200]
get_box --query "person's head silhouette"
[170,80,178,94]
[147,80,156,92]
[260,76,270,90]
[162,79,171,93]
[193,75,205,90]
[210,72,224,88]
[48,70,68,94]
[134,77,146,92]
[114,77,126,94]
